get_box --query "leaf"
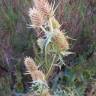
[44,32,53,50]
[37,32,53,52]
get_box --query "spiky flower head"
[29,8,44,27]
[53,29,69,51]
[24,57,46,81]
[24,57,38,71]
[33,0,54,18]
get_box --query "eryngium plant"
[25,0,71,95]
[28,0,69,53]
[28,0,72,71]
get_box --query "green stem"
[49,18,53,32]
[45,54,56,80]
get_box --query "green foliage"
[54,86,85,96]
[0,75,11,96]
[30,80,48,95]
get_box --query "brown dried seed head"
[24,57,45,81]
[29,8,44,27]
[53,30,69,51]
[33,0,53,17]
[24,57,38,71]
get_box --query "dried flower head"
[33,0,53,18]
[24,57,45,81]
[53,29,69,51]
[24,57,38,70]
[29,8,44,27]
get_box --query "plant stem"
[45,54,56,80]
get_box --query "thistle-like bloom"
[24,57,45,81]
[29,8,44,27]
[33,0,53,18]
[53,29,69,51]
[24,57,51,96]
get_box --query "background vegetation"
[0,0,96,96]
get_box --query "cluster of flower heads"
[26,1,70,95]
[29,0,69,52]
